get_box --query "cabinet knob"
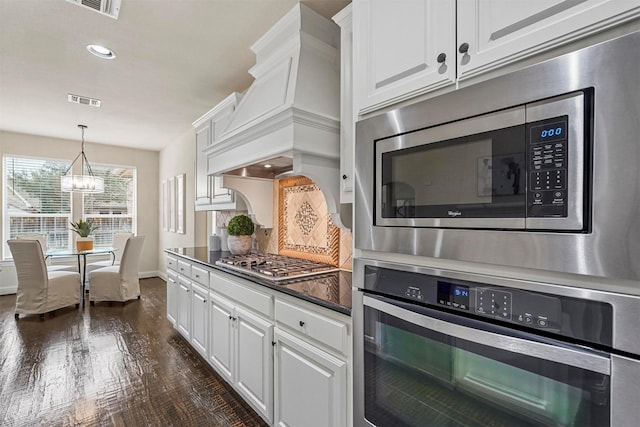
[299,320,305,327]
[342,174,347,180]
[436,53,446,64]
[458,43,469,54]
[228,315,232,320]
[272,341,276,347]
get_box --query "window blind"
[83,165,136,247]
[3,156,72,256]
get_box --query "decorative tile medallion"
[279,176,340,266]
[295,201,318,236]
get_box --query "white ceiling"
[0,0,350,151]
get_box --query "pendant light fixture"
[61,124,104,193]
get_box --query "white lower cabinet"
[210,293,235,382]
[190,282,209,358]
[209,292,274,424]
[177,276,191,340]
[166,254,352,427]
[166,271,178,326]
[274,328,347,427]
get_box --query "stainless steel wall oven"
[353,259,640,427]
[355,31,640,281]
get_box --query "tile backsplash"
[214,177,352,271]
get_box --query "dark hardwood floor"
[0,277,268,427]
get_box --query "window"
[83,164,136,247]
[3,155,72,257]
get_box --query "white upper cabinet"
[193,93,243,211]
[457,0,640,80]
[354,0,456,115]
[353,0,640,115]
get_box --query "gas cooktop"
[215,253,338,282]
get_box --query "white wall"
[0,130,159,294]
[157,128,207,279]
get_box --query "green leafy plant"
[226,215,254,236]
[69,219,98,237]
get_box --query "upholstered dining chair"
[89,236,145,305]
[86,232,133,273]
[17,234,76,273]
[84,232,133,290]
[8,239,81,320]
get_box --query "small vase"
[227,235,252,255]
[76,237,94,251]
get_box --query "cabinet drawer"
[191,265,210,287]
[177,260,191,277]
[275,299,348,355]
[167,255,178,271]
[211,271,273,318]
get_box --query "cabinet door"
[354,0,456,115]
[334,5,354,203]
[209,294,235,383]
[177,277,191,340]
[166,272,178,326]
[195,120,211,205]
[274,329,347,427]
[235,306,274,424]
[457,0,640,80]
[190,283,209,357]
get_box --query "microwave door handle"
[363,295,610,376]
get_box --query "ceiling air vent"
[68,94,102,107]
[65,0,121,19]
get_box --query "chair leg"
[14,313,19,320]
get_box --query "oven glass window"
[363,305,610,427]
[380,125,526,219]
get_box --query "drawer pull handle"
[299,321,305,327]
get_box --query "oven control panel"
[365,265,613,347]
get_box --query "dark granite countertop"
[165,247,351,316]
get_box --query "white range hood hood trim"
[203,3,346,229]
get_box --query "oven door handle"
[364,294,611,375]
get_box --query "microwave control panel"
[527,116,569,218]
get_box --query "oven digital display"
[437,281,469,310]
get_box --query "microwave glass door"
[376,107,528,229]
[362,296,610,427]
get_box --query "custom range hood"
[203,4,346,228]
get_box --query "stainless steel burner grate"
[215,254,337,281]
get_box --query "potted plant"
[226,214,254,255]
[70,219,98,251]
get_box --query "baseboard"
[0,285,17,296]
[1,271,163,296]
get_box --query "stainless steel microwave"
[376,91,587,231]
[354,31,640,281]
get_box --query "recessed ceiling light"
[86,44,116,59]
[264,164,272,168]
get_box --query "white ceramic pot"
[227,235,252,255]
